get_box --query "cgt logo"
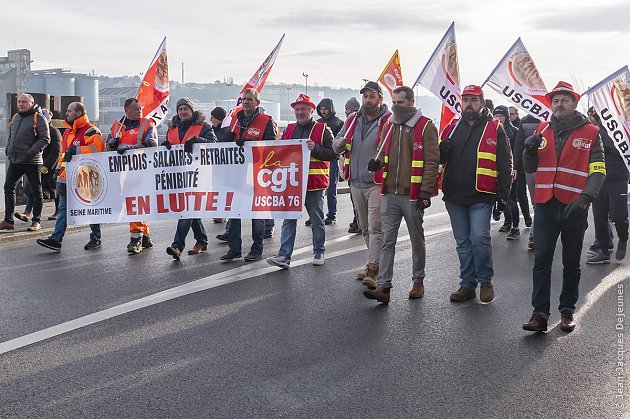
[252,144,303,212]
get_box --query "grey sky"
[1,0,628,103]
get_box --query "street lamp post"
[302,72,309,94]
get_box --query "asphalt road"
[0,194,628,419]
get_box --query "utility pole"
[181,61,185,85]
[302,73,309,94]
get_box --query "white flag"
[483,38,551,121]
[584,66,630,171]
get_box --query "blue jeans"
[228,218,265,256]
[51,188,100,243]
[326,163,338,219]
[532,199,588,319]
[445,202,494,289]
[278,190,325,259]
[172,218,208,250]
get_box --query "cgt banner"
[584,66,630,171]
[66,140,309,225]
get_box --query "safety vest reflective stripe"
[557,167,588,177]
[309,168,330,175]
[112,119,151,145]
[475,120,499,194]
[283,121,330,191]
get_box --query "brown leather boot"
[409,280,424,299]
[361,263,379,289]
[363,286,390,304]
[523,312,548,332]
[559,309,576,332]
[188,242,208,255]
[479,281,495,303]
[356,267,368,280]
[449,286,476,302]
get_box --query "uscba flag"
[137,37,169,126]
[584,66,630,171]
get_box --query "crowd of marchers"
[3,78,627,334]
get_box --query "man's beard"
[363,103,379,116]
[463,109,479,121]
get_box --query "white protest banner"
[66,140,309,225]
[584,66,630,171]
[483,38,551,121]
[412,22,460,133]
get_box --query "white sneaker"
[312,253,325,266]
[267,255,290,269]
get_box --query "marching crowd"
[3,77,628,333]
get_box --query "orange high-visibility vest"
[110,118,152,145]
[442,118,499,193]
[534,122,602,204]
[342,112,390,184]
[166,124,203,144]
[58,115,104,182]
[380,116,431,200]
[284,121,329,191]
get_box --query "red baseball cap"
[462,85,484,98]
[291,93,316,110]
[545,81,581,102]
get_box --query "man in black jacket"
[1,94,50,231]
[440,85,512,304]
[317,98,343,225]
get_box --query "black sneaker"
[305,219,312,226]
[37,237,62,252]
[348,224,361,234]
[527,236,534,251]
[498,222,511,233]
[84,238,101,250]
[220,250,242,261]
[524,217,532,228]
[244,252,262,262]
[616,240,627,261]
[216,233,228,242]
[506,228,520,240]
[127,238,142,255]
[141,235,153,249]
[264,229,274,239]
[324,217,336,225]
[586,249,611,264]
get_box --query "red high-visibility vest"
[342,112,390,184]
[283,122,329,191]
[229,113,273,141]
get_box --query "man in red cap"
[439,85,512,304]
[522,81,605,333]
[267,94,337,268]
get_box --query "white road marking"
[0,222,452,355]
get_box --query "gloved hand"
[524,134,543,153]
[439,139,452,163]
[117,145,132,154]
[107,139,119,151]
[496,197,507,213]
[367,159,383,172]
[224,131,235,142]
[64,145,77,162]
[160,140,172,150]
[236,137,246,147]
[415,198,431,212]
[184,137,205,153]
[564,194,591,218]
[40,166,49,174]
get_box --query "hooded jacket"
[441,108,513,205]
[513,114,540,174]
[316,98,344,137]
[493,105,518,146]
[5,105,51,165]
[167,111,217,143]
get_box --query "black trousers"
[4,163,42,223]
[592,179,629,250]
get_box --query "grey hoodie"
[333,104,390,188]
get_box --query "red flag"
[378,50,404,98]
[136,37,169,126]
[222,35,285,128]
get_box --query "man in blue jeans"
[267,94,337,268]
[439,85,512,303]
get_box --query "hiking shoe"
[216,233,228,242]
[506,228,520,240]
[356,267,368,280]
[127,238,142,254]
[244,252,262,262]
[409,280,425,299]
[324,217,336,225]
[363,286,391,304]
[220,250,242,261]
[267,255,290,269]
[14,212,29,222]
[27,221,41,231]
[524,216,532,228]
[348,224,361,234]
[523,312,548,333]
[498,222,511,232]
[559,309,576,332]
[312,253,325,266]
[305,219,312,226]
[187,242,208,255]
[166,246,181,261]
[450,286,476,302]
[84,238,101,250]
[361,264,379,289]
[141,235,153,249]
[616,240,627,261]
[37,237,62,252]
[0,220,15,230]
[586,249,611,264]
[479,281,495,303]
